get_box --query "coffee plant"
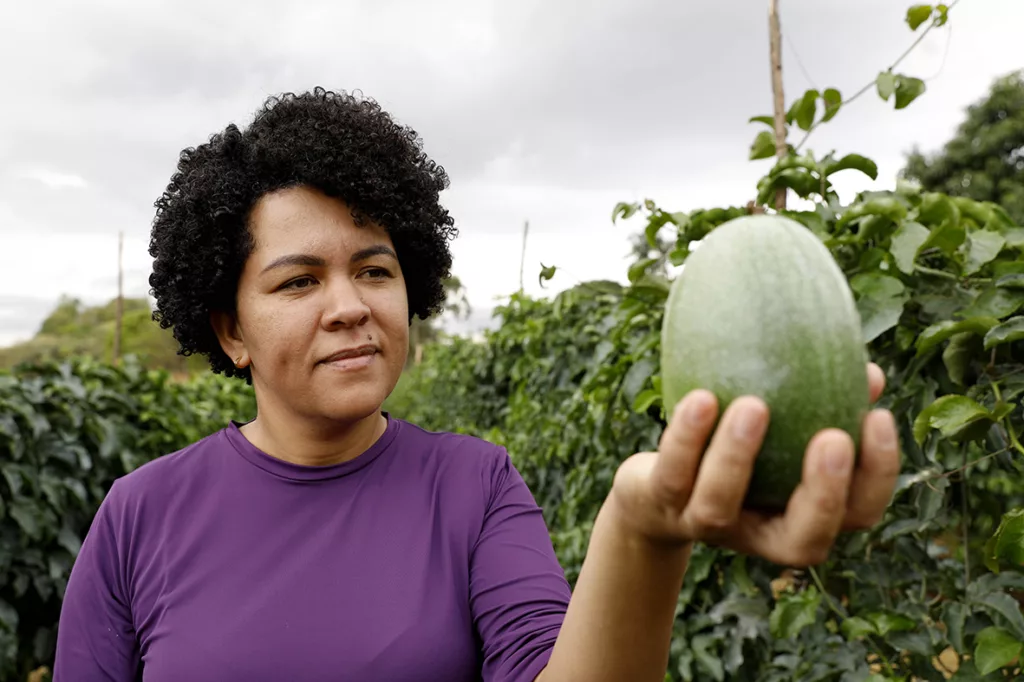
[0,358,255,681]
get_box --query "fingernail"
[732,403,765,440]
[824,442,852,477]
[874,410,897,448]
[685,392,714,425]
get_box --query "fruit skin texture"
[660,214,871,511]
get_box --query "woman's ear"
[210,310,249,369]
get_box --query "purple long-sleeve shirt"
[53,415,571,681]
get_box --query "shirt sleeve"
[53,481,142,682]
[470,448,572,682]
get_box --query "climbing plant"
[395,4,1024,679]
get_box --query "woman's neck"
[239,407,388,468]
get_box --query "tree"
[627,230,672,279]
[0,296,202,374]
[36,296,83,336]
[903,70,1024,224]
[406,275,471,367]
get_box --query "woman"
[54,88,900,682]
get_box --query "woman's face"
[212,184,409,426]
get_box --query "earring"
[235,356,243,368]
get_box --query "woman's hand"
[608,363,900,566]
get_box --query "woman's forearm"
[537,497,691,682]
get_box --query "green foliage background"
[903,70,1024,227]
[0,359,255,681]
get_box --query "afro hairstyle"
[147,87,458,381]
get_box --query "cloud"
[0,295,58,346]
[1,0,1023,349]
[16,168,89,189]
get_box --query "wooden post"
[768,0,788,211]
[113,231,123,363]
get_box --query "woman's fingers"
[868,363,886,403]
[648,390,720,506]
[732,429,855,566]
[682,396,769,536]
[843,408,901,530]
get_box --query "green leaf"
[952,196,994,227]
[915,317,999,355]
[868,611,917,636]
[921,220,966,255]
[667,245,689,266]
[57,525,83,558]
[645,217,664,249]
[837,197,908,233]
[781,210,829,238]
[962,288,1024,320]
[628,258,658,285]
[756,168,823,205]
[943,601,967,653]
[821,88,842,122]
[949,659,985,680]
[888,630,935,657]
[983,317,1024,350]
[621,358,655,405]
[749,115,776,128]
[840,616,877,639]
[906,4,934,30]
[612,202,640,223]
[632,388,660,414]
[1004,229,1024,248]
[986,509,1024,569]
[964,230,1006,275]
[912,395,994,445]
[750,130,777,160]
[997,273,1024,290]
[824,153,878,180]
[935,3,949,26]
[977,592,1024,641]
[769,587,821,639]
[943,332,976,386]
[538,264,557,288]
[794,89,819,131]
[679,546,717,607]
[851,273,909,342]
[9,500,42,540]
[0,599,17,632]
[918,192,962,228]
[691,634,724,682]
[890,221,930,274]
[877,72,896,101]
[973,626,1023,675]
[894,76,927,109]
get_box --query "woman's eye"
[282,276,316,290]
[363,268,391,279]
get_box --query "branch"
[808,567,898,678]
[961,443,971,586]
[768,0,787,210]
[795,0,961,152]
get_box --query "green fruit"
[660,214,870,511]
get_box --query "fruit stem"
[990,380,1024,456]
[961,443,971,588]
[1006,423,1024,457]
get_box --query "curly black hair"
[148,87,457,381]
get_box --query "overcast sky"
[1,0,1022,346]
